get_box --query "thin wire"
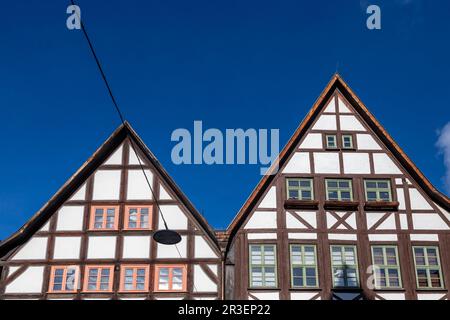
[69,1,199,293]
[69,0,169,230]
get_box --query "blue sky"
[0,0,449,238]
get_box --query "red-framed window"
[154,265,187,292]
[124,205,152,230]
[48,266,79,293]
[83,265,114,292]
[119,265,149,292]
[89,206,119,230]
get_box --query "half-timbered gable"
[225,74,450,300]
[0,123,221,300]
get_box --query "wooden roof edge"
[224,73,450,251]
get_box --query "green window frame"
[249,245,277,288]
[326,135,337,148]
[326,179,353,201]
[364,180,392,202]
[413,246,444,289]
[331,245,359,288]
[342,134,354,149]
[371,246,402,289]
[286,178,314,200]
[290,245,319,288]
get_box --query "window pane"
[289,190,299,199]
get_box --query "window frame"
[286,178,314,201]
[248,244,278,288]
[289,244,319,288]
[89,205,120,231]
[124,205,152,230]
[48,265,80,293]
[83,265,114,293]
[364,179,393,202]
[371,246,402,289]
[154,264,188,292]
[412,246,444,289]
[330,245,360,288]
[326,134,338,149]
[119,265,150,293]
[341,134,354,149]
[325,179,354,201]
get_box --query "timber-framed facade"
[1,74,449,300]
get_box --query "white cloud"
[436,122,450,194]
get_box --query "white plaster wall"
[193,265,217,292]
[207,264,218,276]
[286,211,317,228]
[122,236,151,259]
[328,234,357,241]
[247,233,277,240]
[376,293,405,300]
[417,293,446,300]
[412,214,448,230]
[282,152,310,174]
[53,237,81,259]
[339,115,366,131]
[399,214,408,230]
[299,133,323,149]
[373,154,402,174]
[338,97,352,113]
[159,184,173,200]
[194,236,218,258]
[396,188,406,210]
[313,152,340,174]
[128,148,144,165]
[410,234,439,241]
[312,115,337,130]
[288,233,317,240]
[92,170,121,200]
[87,236,116,259]
[376,214,396,230]
[291,292,320,300]
[258,187,277,208]
[368,234,398,241]
[357,134,381,150]
[5,266,44,294]
[127,169,153,200]
[157,236,187,258]
[366,212,386,229]
[244,211,277,229]
[69,184,86,201]
[248,292,280,300]
[343,153,370,174]
[39,221,50,232]
[56,206,84,231]
[324,98,336,112]
[158,205,188,230]
[12,237,47,260]
[104,144,123,165]
[409,189,433,210]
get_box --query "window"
[119,265,149,292]
[326,179,353,201]
[49,266,79,293]
[290,245,318,288]
[413,246,444,289]
[89,206,119,230]
[326,135,337,148]
[286,178,314,200]
[249,245,277,288]
[124,206,152,230]
[342,135,353,149]
[364,180,392,202]
[83,265,114,292]
[154,265,187,292]
[331,245,359,288]
[371,246,402,289]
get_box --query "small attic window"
[342,135,354,149]
[326,135,337,149]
